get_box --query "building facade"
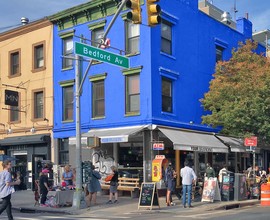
[0,18,54,188]
[49,0,265,185]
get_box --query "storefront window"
[59,138,69,165]
[213,153,226,174]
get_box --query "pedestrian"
[218,164,228,183]
[0,160,21,220]
[62,165,73,186]
[14,171,26,191]
[204,163,215,179]
[170,165,181,203]
[106,166,119,204]
[86,165,101,207]
[165,162,174,206]
[39,169,50,207]
[180,160,197,208]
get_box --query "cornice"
[0,18,52,42]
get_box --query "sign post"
[244,136,258,177]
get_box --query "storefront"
[0,134,51,189]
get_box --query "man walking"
[180,160,197,208]
[0,160,21,220]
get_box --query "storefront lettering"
[101,136,128,143]
[191,146,213,152]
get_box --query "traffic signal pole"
[73,0,128,209]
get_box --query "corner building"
[49,0,265,185]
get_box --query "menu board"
[201,178,221,202]
[138,182,160,210]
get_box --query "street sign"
[244,136,257,147]
[152,142,164,150]
[75,42,129,68]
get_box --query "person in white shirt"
[218,164,228,183]
[180,160,197,208]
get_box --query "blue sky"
[0,0,269,32]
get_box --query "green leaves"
[201,40,270,144]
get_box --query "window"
[91,27,104,47]
[10,106,19,122]
[9,50,20,76]
[162,78,172,113]
[59,138,69,165]
[33,91,44,119]
[62,37,73,69]
[161,20,172,55]
[92,80,105,118]
[126,21,140,54]
[33,43,44,69]
[216,46,224,62]
[63,86,74,121]
[126,74,140,113]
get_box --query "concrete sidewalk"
[10,190,260,215]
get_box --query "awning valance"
[216,135,246,152]
[82,125,148,143]
[0,134,51,146]
[159,127,228,153]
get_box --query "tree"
[201,40,270,145]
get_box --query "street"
[2,204,270,220]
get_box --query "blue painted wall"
[52,0,263,139]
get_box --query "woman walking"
[106,166,119,204]
[0,160,21,220]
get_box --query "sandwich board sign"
[138,182,160,210]
[201,177,221,202]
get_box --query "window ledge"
[126,52,140,57]
[32,67,46,73]
[61,67,74,71]
[160,52,176,60]
[161,111,175,117]
[61,120,74,123]
[91,116,105,120]
[8,73,21,78]
[125,112,140,117]
[32,118,44,122]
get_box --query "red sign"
[244,136,257,147]
[152,143,164,150]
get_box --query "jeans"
[169,180,181,202]
[0,194,13,220]
[182,184,192,206]
[40,190,48,205]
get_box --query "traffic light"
[126,0,142,24]
[146,0,161,26]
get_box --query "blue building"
[49,0,263,183]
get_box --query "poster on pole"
[138,182,160,210]
[201,177,221,202]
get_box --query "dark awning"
[0,134,51,146]
[215,135,246,152]
[159,127,228,153]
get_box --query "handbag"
[105,175,113,182]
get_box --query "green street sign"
[75,42,129,68]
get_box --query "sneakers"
[188,205,194,208]
[40,204,48,207]
[114,200,118,204]
[170,202,176,206]
[106,200,113,204]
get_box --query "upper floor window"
[216,45,224,62]
[9,49,20,76]
[161,20,172,55]
[126,74,140,114]
[125,21,140,55]
[62,37,73,69]
[91,27,104,47]
[162,78,172,113]
[63,86,74,121]
[33,42,45,70]
[92,80,105,118]
[33,90,44,119]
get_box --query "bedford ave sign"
[75,42,129,68]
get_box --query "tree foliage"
[201,40,270,144]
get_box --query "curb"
[207,200,260,211]
[13,207,77,215]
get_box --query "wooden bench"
[101,177,140,198]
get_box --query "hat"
[42,169,49,173]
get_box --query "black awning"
[0,134,51,146]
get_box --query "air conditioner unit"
[87,136,100,147]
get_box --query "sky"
[0,0,269,32]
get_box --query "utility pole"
[73,0,128,209]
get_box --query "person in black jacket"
[106,166,119,204]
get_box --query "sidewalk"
[11,190,260,216]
